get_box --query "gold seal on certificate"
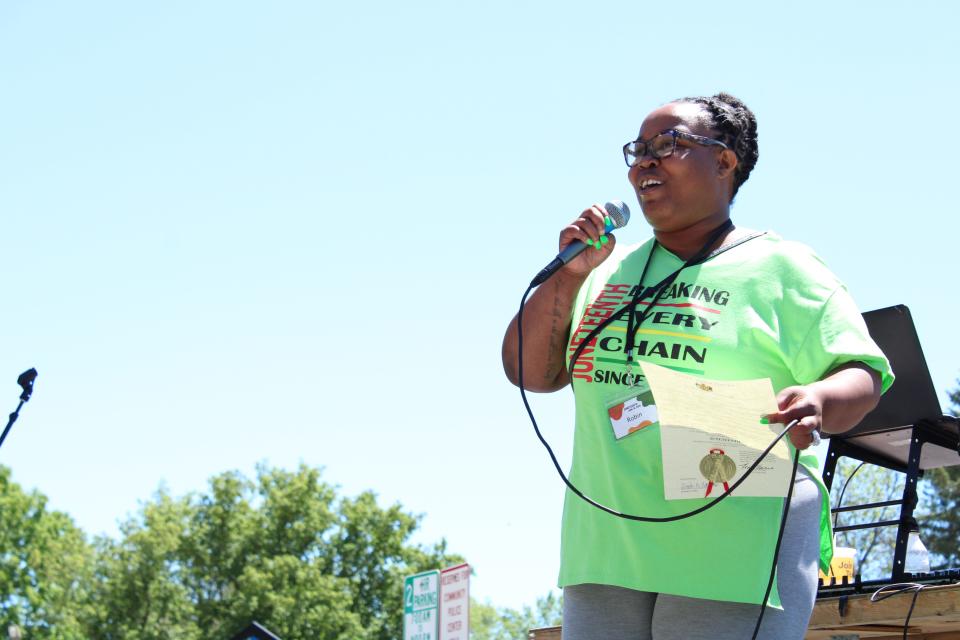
[699,448,737,497]
[640,362,791,500]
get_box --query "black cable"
[870,583,927,640]
[826,460,868,579]
[833,461,866,529]
[566,225,765,384]
[518,282,801,522]
[518,280,805,638]
[515,227,802,638]
[751,448,801,640]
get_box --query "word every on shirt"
[569,281,732,383]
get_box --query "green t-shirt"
[559,232,893,606]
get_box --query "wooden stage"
[528,583,960,639]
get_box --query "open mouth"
[637,178,663,193]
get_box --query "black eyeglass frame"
[622,129,729,168]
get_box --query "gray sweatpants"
[562,472,821,640]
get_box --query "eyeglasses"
[622,129,729,168]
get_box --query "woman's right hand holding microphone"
[557,203,619,279]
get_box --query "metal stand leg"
[892,426,924,581]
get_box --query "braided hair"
[677,92,758,200]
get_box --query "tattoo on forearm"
[543,287,567,383]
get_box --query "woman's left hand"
[766,385,824,450]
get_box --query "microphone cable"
[870,583,929,640]
[833,461,866,529]
[515,277,804,639]
[516,280,802,522]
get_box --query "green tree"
[0,465,94,639]
[2,462,475,638]
[84,463,461,639]
[86,493,202,639]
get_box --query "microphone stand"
[0,368,38,452]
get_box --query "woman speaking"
[501,93,892,640]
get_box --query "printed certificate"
[641,362,793,499]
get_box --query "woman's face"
[628,102,736,233]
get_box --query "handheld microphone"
[530,200,630,286]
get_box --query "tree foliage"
[1,464,463,639]
[1,463,565,639]
[0,466,93,639]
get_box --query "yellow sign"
[819,546,856,582]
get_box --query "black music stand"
[820,305,959,591]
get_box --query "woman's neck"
[653,214,735,261]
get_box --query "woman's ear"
[717,148,738,180]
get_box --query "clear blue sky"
[2,0,958,612]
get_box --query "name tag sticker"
[607,388,658,440]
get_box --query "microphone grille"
[604,200,631,229]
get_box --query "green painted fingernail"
[585,239,593,246]
[760,417,770,425]
[600,235,609,245]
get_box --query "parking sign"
[404,570,440,640]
